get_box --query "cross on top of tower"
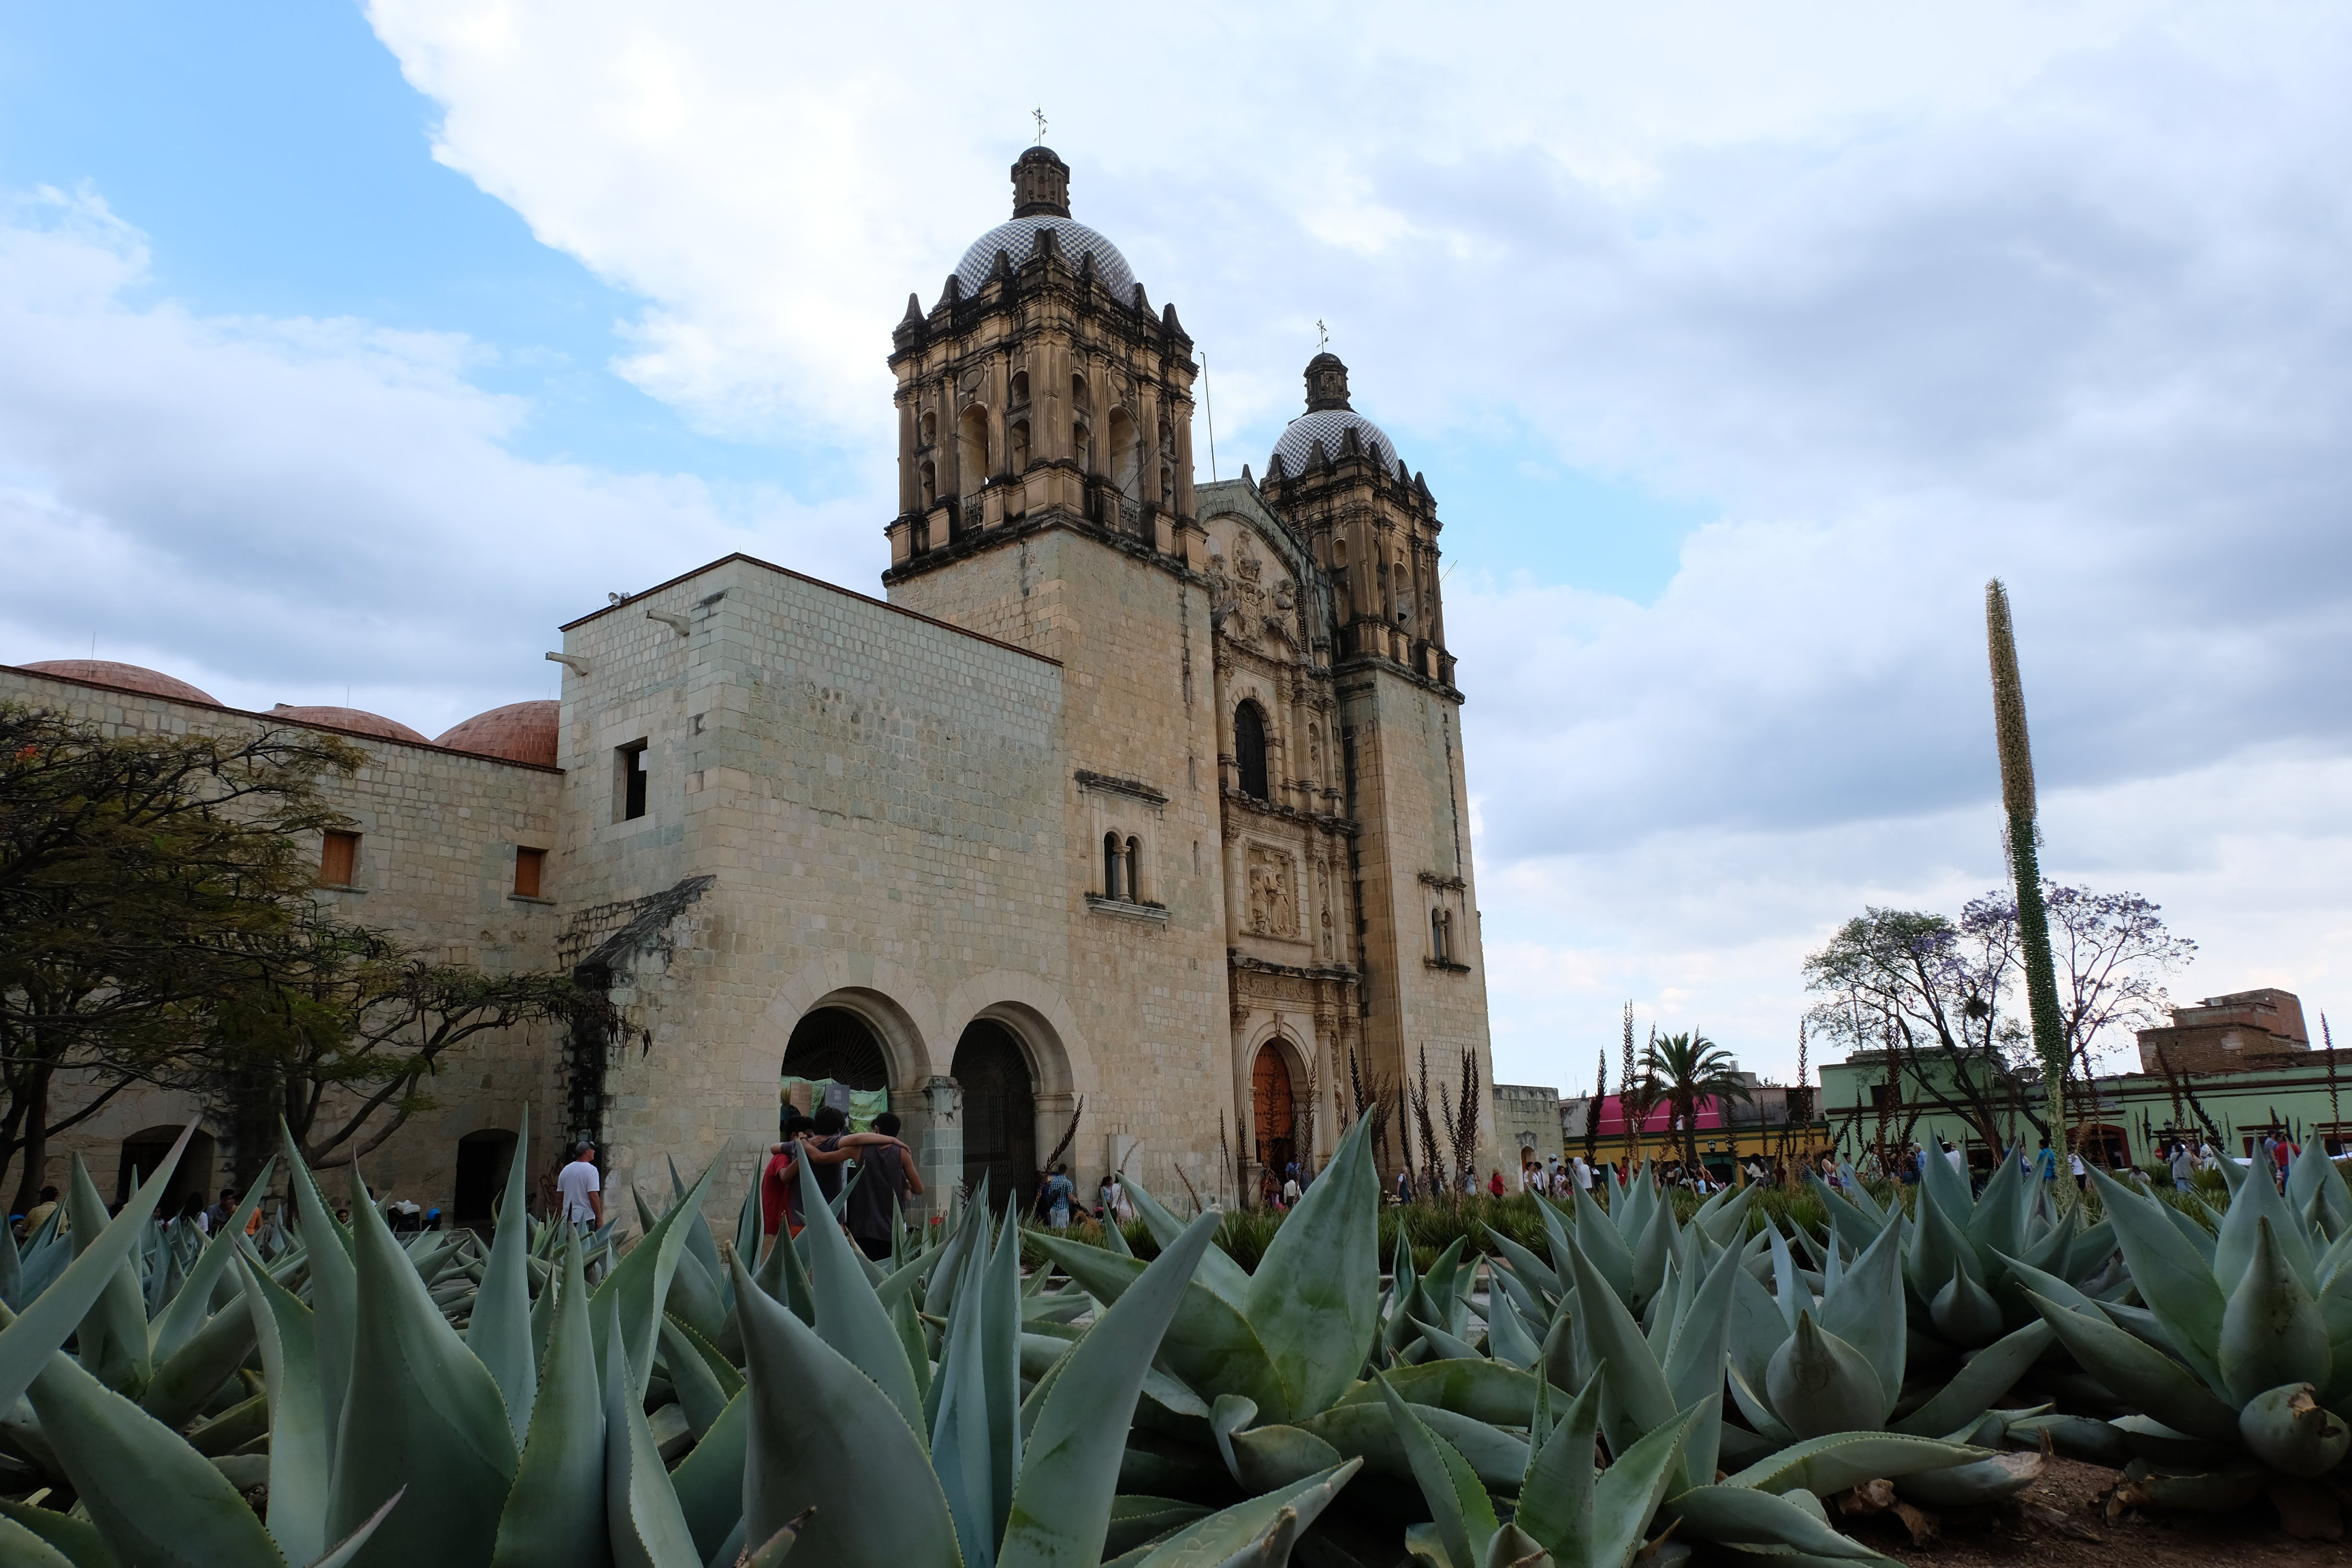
[1316,319,1329,351]
[1032,108,1048,146]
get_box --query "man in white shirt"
[558,1142,603,1227]
[1572,1155,1593,1191]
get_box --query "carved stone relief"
[1246,844,1299,938]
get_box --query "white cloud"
[14,3,2351,1093]
[0,187,852,736]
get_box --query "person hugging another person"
[760,1108,917,1253]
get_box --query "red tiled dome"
[20,659,220,705]
[435,700,559,767]
[270,705,429,744]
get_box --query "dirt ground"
[1817,1458,2352,1567]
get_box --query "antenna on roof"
[1201,349,1218,483]
[1032,107,1048,146]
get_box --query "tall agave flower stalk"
[1985,578,2070,1152]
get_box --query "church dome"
[1273,408,1397,474]
[955,217,1135,299]
[1270,353,1398,476]
[949,147,1136,301]
[270,705,429,744]
[435,700,559,767]
[21,659,218,705]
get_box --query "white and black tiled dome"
[1273,407,1396,474]
[954,217,1136,298]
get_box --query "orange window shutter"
[320,831,358,887]
[514,847,544,898]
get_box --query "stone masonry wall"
[0,666,565,1216]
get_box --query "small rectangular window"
[319,830,360,887]
[614,740,649,822]
[513,846,545,898]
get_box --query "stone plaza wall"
[0,665,565,1214]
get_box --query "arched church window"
[1125,836,1142,902]
[958,405,991,496]
[1070,372,1091,413]
[1010,419,1031,472]
[1108,408,1140,501]
[1010,369,1030,406]
[920,459,936,508]
[1235,702,1269,801]
[1103,832,1124,899]
[1431,909,1450,963]
[1073,421,1091,473]
[919,409,936,448]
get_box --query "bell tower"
[882,148,1203,596]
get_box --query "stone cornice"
[1075,770,1168,806]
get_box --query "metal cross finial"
[1316,319,1329,351]
[1032,108,1048,146]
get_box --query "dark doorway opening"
[1253,1042,1296,1204]
[782,1006,890,1091]
[115,1125,214,1214]
[454,1128,519,1233]
[953,1019,1035,1207]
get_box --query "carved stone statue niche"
[1246,844,1299,938]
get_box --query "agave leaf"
[1117,1176,1252,1309]
[1661,1242,1745,1484]
[597,1313,703,1568]
[1723,1430,1984,1496]
[0,1500,99,1568]
[1814,1221,1904,1418]
[2017,1287,2240,1443]
[150,1160,273,1365]
[1382,1375,1498,1568]
[24,1337,284,1567]
[1243,1116,1382,1420]
[63,1154,150,1394]
[1894,1450,2047,1507]
[1890,1318,2051,1437]
[1512,1367,1601,1557]
[1561,1230,1677,1464]
[2085,1169,2227,1387]
[1334,1359,1542,1424]
[325,1164,519,1567]
[2238,1382,2351,1478]
[281,1126,356,1472]
[932,1234,1000,1568]
[794,1155,925,1436]
[1729,1266,1792,1393]
[1800,1173,1884,1260]
[0,1122,192,1424]
[490,1227,606,1568]
[1292,1400,1528,1489]
[591,1156,718,1401]
[1488,1227,1563,1301]
[1588,1405,1700,1568]
[2158,1198,2219,1267]
[1927,1258,2005,1347]
[981,1216,1027,1553]
[2211,1153,2317,1295]
[732,1250,961,1568]
[1029,1233,1289,1418]
[466,1107,536,1447]
[1764,1313,1882,1441]
[1416,1318,1484,1362]
[236,1256,331,1560]
[1992,1249,2104,1321]
[1629,1198,1676,1313]
[1666,1486,1887,1561]
[138,1292,255,1429]
[1563,1186,1635,1307]
[2218,1217,2331,1406]
[667,1387,748,1564]
[1120,1460,1360,1568]
[665,1246,727,1347]
[1485,1289,1543,1371]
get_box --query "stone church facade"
[0,147,1494,1222]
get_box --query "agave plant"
[1809,1143,2122,1355]
[2008,1156,2352,1536]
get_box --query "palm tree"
[1644,1030,1755,1172]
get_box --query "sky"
[2,1,2346,1093]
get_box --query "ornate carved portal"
[1246,844,1299,938]
[1253,1042,1296,1200]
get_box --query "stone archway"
[782,1006,891,1090]
[1253,1040,1297,1203]
[951,1019,1035,1207]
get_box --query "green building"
[1817,988,2346,1171]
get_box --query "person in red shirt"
[758,1112,920,1251]
[1487,1168,1506,1198]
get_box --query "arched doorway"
[953,1019,1035,1206]
[115,1125,214,1213]
[781,1005,890,1132]
[1253,1042,1296,1203]
[453,1128,518,1233]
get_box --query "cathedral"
[1,148,1496,1220]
